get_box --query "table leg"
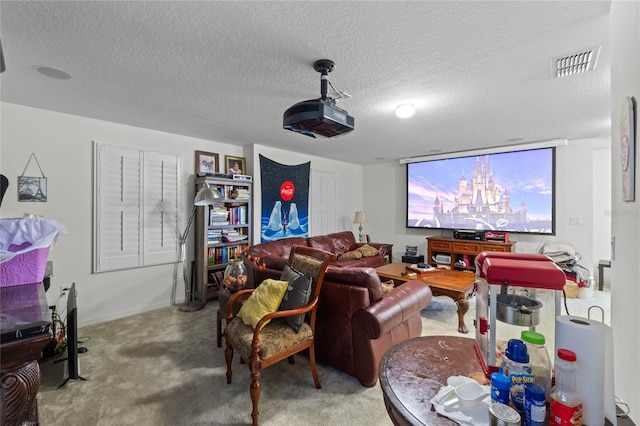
[455,296,469,334]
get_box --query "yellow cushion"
[338,250,363,261]
[356,244,379,257]
[237,279,289,329]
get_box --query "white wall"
[363,138,608,273]
[610,0,640,419]
[593,142,612,283]
[0,103,239,326]
[0,103,365,327]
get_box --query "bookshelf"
[194,175,252,302]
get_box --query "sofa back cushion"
[248,237,308,259]
[323,266,384,303]
[307,231,357,257]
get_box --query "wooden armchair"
[224,245,334,426]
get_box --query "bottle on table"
[499,339,534,413]
[550,349,583,426]
[490,372,511,405]
[524,382,546,426]
[520,330,552,401]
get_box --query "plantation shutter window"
[94,143,181,272]
[143,152,180,265]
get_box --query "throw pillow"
[338,250,362,261]
[237,279,289,330]
[356,244,379,257]
[381,279,395,294]
[278,264,313,332]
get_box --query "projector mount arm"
[314,59,335,101]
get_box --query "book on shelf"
[222,229,248,242]
[210,206,229,226]
[207,230,222,244]
[208,244,249,266]
[231,188,250,200]
[228,205,248,225]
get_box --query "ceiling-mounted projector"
[283,59,354,138]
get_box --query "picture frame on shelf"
[225,155,246,176]
[196,151,219,176]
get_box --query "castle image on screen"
[407,148,554,234]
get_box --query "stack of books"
[208,230,222,244]
[222,229,248,243]
[231,187,250,200]
[210,206,229,225]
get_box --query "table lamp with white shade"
[175,182,223,312]
[353,211,368,243]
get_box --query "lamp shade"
[353,211,368,224]
[194,183,223,206]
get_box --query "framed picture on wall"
[195,151,219,176]
[225,155,246,176]
[18,176,47,202]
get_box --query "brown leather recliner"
[315,267,432,387]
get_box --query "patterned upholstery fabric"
[289,253,324,295]
[226,317,313,359]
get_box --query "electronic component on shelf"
[433,254,451,264]
[232,174,252,181]
[484,231,509,243]
[402,254,424,264]
[454,230,485,240]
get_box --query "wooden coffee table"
[376,262,476,333]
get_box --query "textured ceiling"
[0,1,611,165]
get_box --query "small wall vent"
[553,46,600,78]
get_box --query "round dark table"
[379,336,485,426]
[379,336,635,426]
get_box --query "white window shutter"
[96,145,142,271]
[143,152,180,265]
[94,143,181,273]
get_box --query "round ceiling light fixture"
[395,103,415,118]
[34,66,72,80]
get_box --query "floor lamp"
[176,183,223,312]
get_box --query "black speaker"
[402,254,424,264]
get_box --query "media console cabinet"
[426,236,516,272]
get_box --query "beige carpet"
[37,295,464,426]
[37,291,609,425]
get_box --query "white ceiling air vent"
[553,47,600,78]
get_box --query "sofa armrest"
[352,281,432,339]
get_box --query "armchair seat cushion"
[226,317,313,359]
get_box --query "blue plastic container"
[524,382,546,426]
[490,372,511,405]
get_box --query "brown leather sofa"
[236,235,433,386]
[242,231,388,288]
